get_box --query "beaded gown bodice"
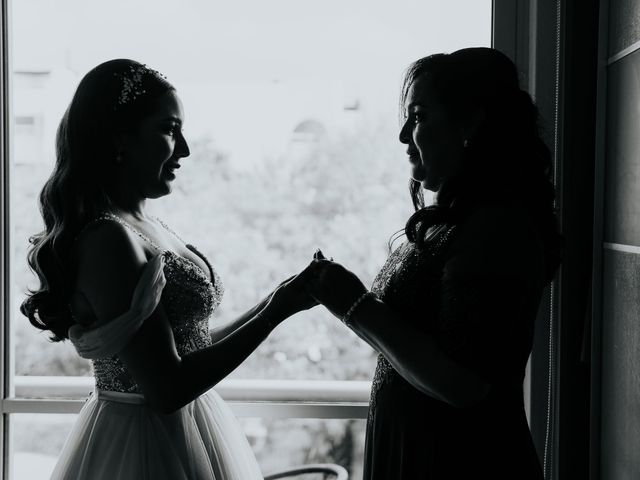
[368,224,456,414]
[90,214,224,394]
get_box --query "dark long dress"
[363,205,547,479]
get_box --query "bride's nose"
[399,119,411,145]
[176,131,190,158]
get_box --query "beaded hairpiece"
[113,64,166,110]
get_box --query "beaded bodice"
[368,224,456,413]
[90,214,224,394]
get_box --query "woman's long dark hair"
[399,47,562,280]
[20,59,174,341]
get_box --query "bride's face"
[398,76,465,192]
[117,90,190,199]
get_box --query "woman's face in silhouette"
[116,90,191,199]
[399,75,466,192]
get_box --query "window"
[3,0,492,477]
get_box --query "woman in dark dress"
[307,47,562,479]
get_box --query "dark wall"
[600,1,640,478]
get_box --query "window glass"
[11,0,491,383]
[11,414,366,479]
[8,1,491,478]
[11,414,76,479]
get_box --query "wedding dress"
[50,214,263,479]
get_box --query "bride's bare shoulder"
[72,218,149,321]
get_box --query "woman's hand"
[307,250,368,319]
[264,265,319,320]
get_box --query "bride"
[20,59,317,479]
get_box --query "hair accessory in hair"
[113,64,166,109]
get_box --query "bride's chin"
[421,179,439,192]
[411,171,436,191]
[416,173,439,192]
[410,167,426,183]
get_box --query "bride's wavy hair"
[398,47,562,280]
[21,59,174,341]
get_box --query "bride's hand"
[265,265,319,319]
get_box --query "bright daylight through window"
[7,0,490,477]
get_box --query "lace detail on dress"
[368,355,395,413]
[87,213,224,393]
[161,250,220,353]
[367,224,456,420]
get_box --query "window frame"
[495,2,604,479]
[1,0,11,477]
[0,1,552,478]
[493,1,565,477]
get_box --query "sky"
[10,0,492,164]
[12,0,491,83]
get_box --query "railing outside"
[4,376,371,418]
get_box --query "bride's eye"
[410,110,425,124]
[164,124,180,137]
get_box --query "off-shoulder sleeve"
[68,254,167,359]
[435,210,545,384]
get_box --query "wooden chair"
[264,463,348,479]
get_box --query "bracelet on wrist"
[342,291,376,327]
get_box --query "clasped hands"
[268,249,368,322]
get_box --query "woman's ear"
[114,130,131,153]
[115,131,127,149]
[462,107,486,146]
[113,133,128,163]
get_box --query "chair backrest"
[263,462,348,480]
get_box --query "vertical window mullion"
[492,1,565,476]
[1,0,12,478]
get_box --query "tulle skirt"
[50,389,264,480]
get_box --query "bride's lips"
[163,162,181,179]
[407,150,420,164]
